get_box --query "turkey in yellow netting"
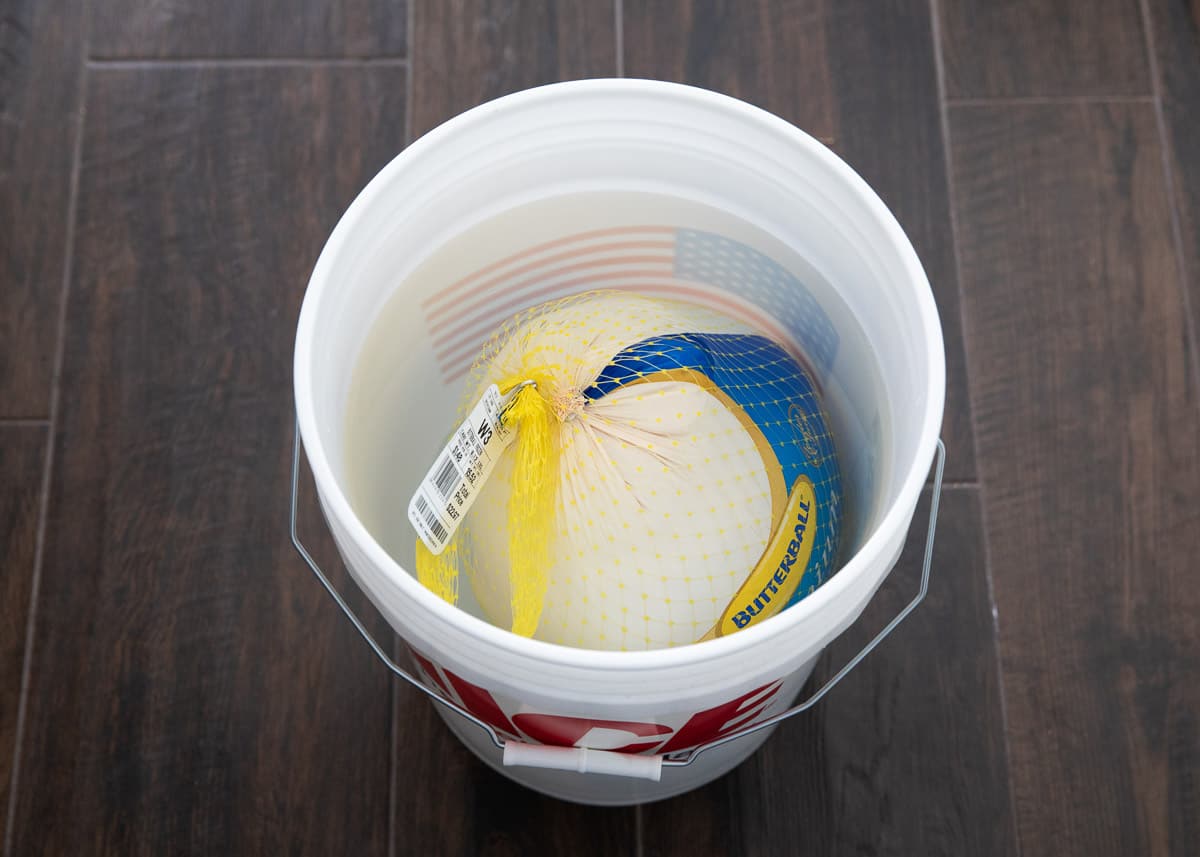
[414,289,842,651]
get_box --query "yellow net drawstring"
[499,376,558,637]
[415,374,560,638]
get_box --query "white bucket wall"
[294,80,945,805]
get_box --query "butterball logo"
[716,475,818,636]
[731,500,811,628]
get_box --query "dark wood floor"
[2,1,1197,854]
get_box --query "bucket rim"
[294,78,946,672]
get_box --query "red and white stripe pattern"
[422,226,807,383]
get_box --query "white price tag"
[408,384,519,554]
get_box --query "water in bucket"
[342,190,891,639]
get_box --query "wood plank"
[0,0,84,417]
[643,487,1014,856]
[6,66,406,856]
[951,102,1200,857]
[398,3,636,851]
[1147,0,1200,377]
[619,0,836,140]
[0,427,46,847]
[937,0,1151,97]
[408,0,617,140]
[624,0,977,479]
[823,0,976,481]
[90,0,406,59]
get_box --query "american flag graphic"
[421,226,839,383]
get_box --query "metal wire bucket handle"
[291,418,946,781]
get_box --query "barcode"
[432,454,462,500]
[414,494,448,544]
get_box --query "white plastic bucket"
[294,79,945,805]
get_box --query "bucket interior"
[300,86,940,638]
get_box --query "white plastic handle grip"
[502,742,664,781]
